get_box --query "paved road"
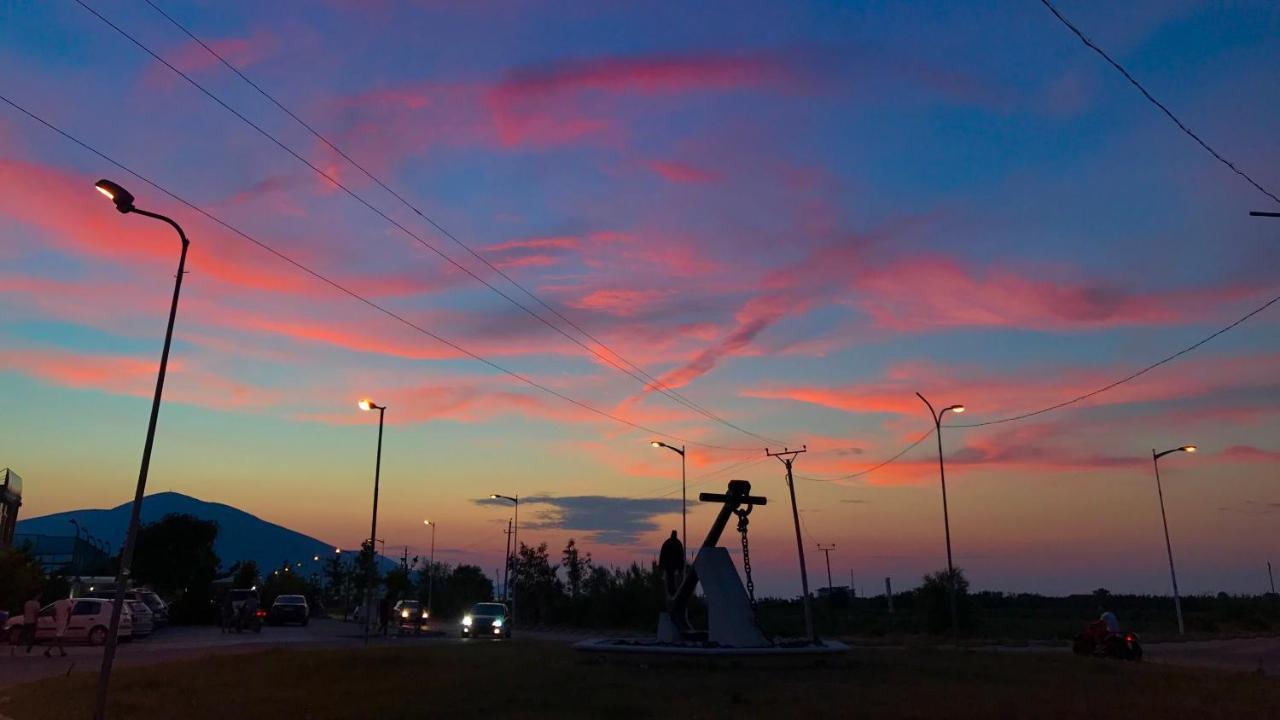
[1146,637,1280,675]
[0,619,460,688]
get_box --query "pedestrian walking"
[44,597,70,658]
[19,593,40,655]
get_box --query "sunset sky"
[2,0,1277,597]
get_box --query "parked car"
[4,598,133,646]
[393,600,427,634]
[127,601,154,638]
[460,602,510,639]
[268,595,309,626]
[84,589,169,629]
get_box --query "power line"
[954,292,1280,427]
[139,0,780,446]
[0,91,759,453]
[798,428,934,483]
[798,289,1278,479]
[76,0,786,447]
[1039,0,1280,206]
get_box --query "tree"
[323,553,348,608]
[384,564,415,604]
[510,542,563,624]
[231,560,260,589]
[132,513,220,623]
[562,539,592,601]
[917,567,975,634]
[261,561,312,608]
[0,544,45,615]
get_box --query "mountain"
[15,491,391,575]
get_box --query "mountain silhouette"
[15,491,391,575]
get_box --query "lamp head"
[1182,445,1197,453]
[94,179,135,213]
[424,520,433,526]
[948,404,966,414]
[358,399,375,411]
[651,441,662,448]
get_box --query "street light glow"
[93,179,135,212]
[358,399,373,411]
[950,405,966,414]
[651,441,662,448]
[1183,445,1197,453]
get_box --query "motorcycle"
[1073,621,1142,661]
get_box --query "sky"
[1,0,1277,598]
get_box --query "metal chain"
[735,506,758,613]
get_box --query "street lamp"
[358,398,386,645]
[91,179,190,720]
[651,441,687,565]
[1152,444,1196,636]
[491,493,518,623]
[423,520,437,620]
[916,392,965,641]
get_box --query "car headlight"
[492,618,503,628]
[462,615,472,627]
[401,610,410,618]
[422,610,429,619]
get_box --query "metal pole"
[427,522,436,619]
[681,446,687,568]
[885,577,894,614]
[1152,450,1184,635]
[817,545,835,591]
[502,519,512,602]
[935,422,959,641]
[770,448,814,642]
[512,496,518,624]
[1269,562,1276,595]
[94,214,188,720]
[364,406,385,645]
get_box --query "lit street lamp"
[916,392,965,641]
[490,494,518,623]
[91,179,190,720]
[423,520,437,621]
[358,398,387,644]
[650,441,687,564]
[1152,444,1197,636]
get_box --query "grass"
[3,640,1280,719]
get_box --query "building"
[1,468,21,548]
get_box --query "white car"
[128,601,154,637]
[4,598,133,646]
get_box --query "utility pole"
[817,544,836,592]
[401,546,409,573]
[885,577,894,614]
[767,445,814,642]
[1269,562,1276,595]
[849,569,855,598]
[502,520,513,602]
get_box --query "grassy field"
[3,640,1280,719]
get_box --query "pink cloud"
[853,255,1262,332]
[650,160,722,184]
[567,288,671,318]
[1221,445,1280,463]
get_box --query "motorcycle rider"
[1098,606,1121,634]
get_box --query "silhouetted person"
[1099,606,1120,634]
[45,598,70,658]
[20,594,40,654]
[377,597,391,636]
[220,594,235,633]
[659,530,685,596]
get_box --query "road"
[0,618,461,688]
[5,622,1278,690]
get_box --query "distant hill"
[15,491,392,575]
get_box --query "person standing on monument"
[659,530,685,596]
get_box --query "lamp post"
[491,494,518,623]
[650,441,687,565]
[69,519,83,578]
[358,398,386,645]
[1249,211,1279,217]
[423,520,437,621]
[1152,444,1197,636]
[91,180,190,720]
[916,392,965,641]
